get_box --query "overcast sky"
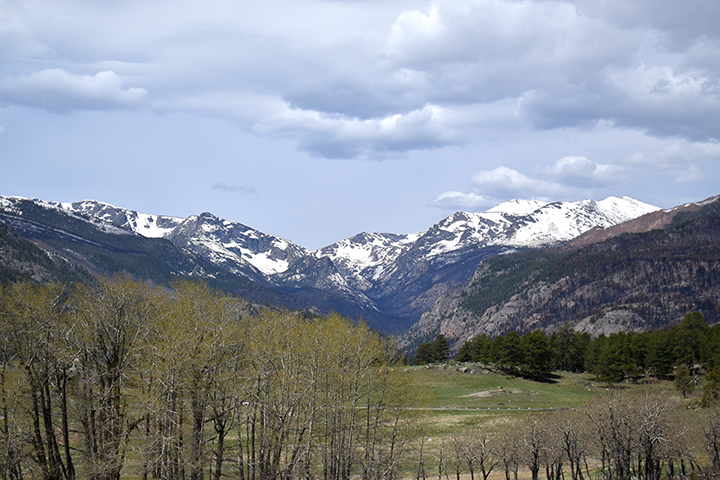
[1,0,719,249]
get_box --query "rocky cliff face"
[401,196,720,352]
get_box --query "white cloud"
[542,156,624,187]
[470,166,566,198]
[431,155,629,211]
[431,165,569,211]
[0,69,148,113]
[429,191,491,211]
[383,0,720,145]
[254,104,459,159]
[385,0,638,104]
[1,0,719,162]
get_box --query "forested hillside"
[404,196,720,351]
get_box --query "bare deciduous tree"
[72,275,159,480]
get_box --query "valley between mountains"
[2,194,718,349]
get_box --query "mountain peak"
[485,199,548,216]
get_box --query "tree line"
[443,312,720,390]
[0,276,414,480]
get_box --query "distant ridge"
[1,194,660,334]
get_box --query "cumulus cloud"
[2,0,719,161]
[572,0,720,50]
[431,155,627,211]
[0,69,147,113]
[254,104,459,159]
[385,0,638,104]
[382,0,720,145]
[431,165,570,211]
[542,156,624,187]
[470,166,566,198]
[429,191,490,211]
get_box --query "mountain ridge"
[400,195,720,352]
[0,194,660,333]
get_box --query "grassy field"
[405,364,598,410]
[398,363,702,479]
[400,362,700,444]
[403,362,694,411]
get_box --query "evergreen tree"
[584,333,606,374]
[414,342,434,365]
[595,333,636,383]
[674,364,695,398]
[702,323,720,369]
[702,365,720,407]
[647,330,676,377]
[489,333,505,365]
[521,330,552,380]
[431,334,450,363]
[673,311,707,367]
[494,331,524,374]
[550,326,590,372]
[471,334,493,363]
[456,341,473,362]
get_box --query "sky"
[1,0,719,250]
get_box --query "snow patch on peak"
[486,199,548,216]
[54,199,184,238]
[596,196,661,221]
[315,231,422,284]
[505,196,660,248]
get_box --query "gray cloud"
[0,14,49,60]
[1,0,719,160]
[520,64,720,142]
[0,69,147,113]
[253,105,459,159]
[572,0,720,50]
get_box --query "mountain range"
[400,195,720,352]
[0,195,658,334]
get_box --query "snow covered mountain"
[57,200,310,280]
[0,195,659,332]
[316,197,658,289]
